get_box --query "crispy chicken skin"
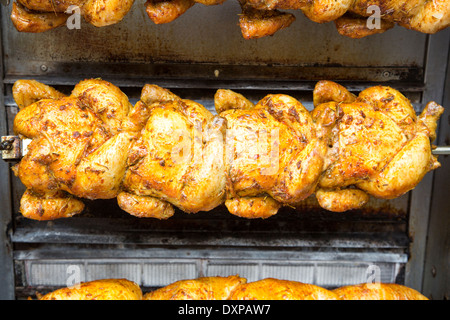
[12,80,444,219]
[239,0,449,38]
[349,0,450,35]
[19,189,85,221]
[11,2,69,33]
[333,283,428,300]
[229,278,340,300]
[214,89,255,114]
[38,276,429,300]
[334,14,395,38]
[12,79,138,220]
[121,86,227,217]
[12,79,67,110]
[145,0,195,24]
[238,3,296,39]
[312,80,443,212]
[83,0,135,27]
[217,90,336,218]
[16,0,88,12]
[11,0,134,32]
[144,275,247,300]
[11,0,449,37]
[117,192,175,219]
[39,279,143,300]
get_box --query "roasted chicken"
[144,275,247,300]
[312,80,443,212]
[216,89,336,218]
[39,278,143,300]
[11,79,444,220]
[119,85,227,218]
[10,0,449,38]
[11,0,135,32]
[36,276,429,300]
[238,1,296,39]
[239,0,450,38]
[12,79,139,220]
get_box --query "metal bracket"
[1,136,30,161]
[0,0,10,6]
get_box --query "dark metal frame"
[0,10,14,299]
[0,3,449,299]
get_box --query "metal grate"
[16,257,405,297]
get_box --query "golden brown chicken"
[37,276,429,300]
[216,89,336,218]
[10,2,70,33]
[312,80,443,212]
[39,278,143,300]
[145,0,226,25]
[12,79,139,220]
[11,80,444,220]
[119,85,227,219]
[238,2,296,39]
[11,0,449,38]
[145,0,195,24]
[333,283,429,300]
[349,0,450,35]
[333,14,395,39]
[144,275,247,300]
[11,0,135,32]
[240,0,450,38]
[229,278,340,300]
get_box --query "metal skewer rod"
[433,146,450,155]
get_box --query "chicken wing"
[11,1,69,33]
[145,0,195,24]
[238,3,296,39]
[229,278,340,300]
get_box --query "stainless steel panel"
[0,11,15,300]
[405,29,450,293]
[422,49,450,300]
[14,247,407,298]
[1,2,427,82]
